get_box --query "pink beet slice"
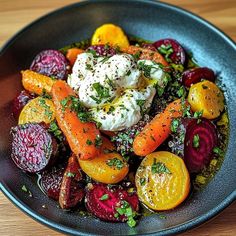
[87,45,117,57]
[41,166,65,200]
[181,67,215,87]
[153,38,186,65]
[59,156,85,209]
[12,90,35,118]
[30,49,69,79]
[11,123,58,173]
[184,118,218,173]
[85,183,139,222]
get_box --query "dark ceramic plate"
[0,0,235,235]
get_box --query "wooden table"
[0,0,235,235]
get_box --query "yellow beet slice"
[135,151,190,211]
[188,80,224,119]
[91,23,129,48]
[79,138,129,184]
[18,97,55,124]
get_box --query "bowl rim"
[0,0,236,235]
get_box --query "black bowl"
[0,0,235,235]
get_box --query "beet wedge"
[85,183,139,223]
[41,166,65,200]
[184,118,218,173]
[59,155,85,209]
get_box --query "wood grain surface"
[0,0,235,235]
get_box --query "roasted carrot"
[123,45,169,67]
[52,80,101,160]
[133,99,183,156]
[66,48,84,66]
[21,70,55,95]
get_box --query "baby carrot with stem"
[52,80,101,160]
[133,99,183,156]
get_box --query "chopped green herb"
[115,200,137,228]
[100,194,109,201]
[194,110,203,119]
[48,121,63,141]
[21,185,28,192]
[85,63,93,70]
[92,82,110,104]
[139,178,146,186]
[193,134,200,148]
[202,84,208,89]
[86,139,93,145]
[66,172,76,178]
[171,118,180,133]
[151,159,171,174]
[157,44,173,62]
[106,158,125,170]
[213,147,224,156]
[133,51,142,60]
[95,135,103,148]
[158,214,167,219]
[108,106,115,114]
[38,98,53,119]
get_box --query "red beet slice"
[59,156,85,209]
[87,45,117,57]
[142,43,156,51]
[30,49,69,79]
[41,166,65,200]
[184,118,218,173]
[85,183,139,222]
[11,123,58,173]
[153,38,186,65]
[181,67,215,87]
[12,90,35,118]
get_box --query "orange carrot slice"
[21,70,55,95]
[52,80,101,160]
[66,48,84,66]
[133,99,183,156]
[123,45,169,67]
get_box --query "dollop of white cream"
[68,52,168,131]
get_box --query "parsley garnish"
[92,82,110,104]
[193,134,200,148]
[157,44,174,62]
[171,118,180,133]
[48,120,63,141]
[139,178,146,186]
[106,158,125,170]
[95,135,103,148]
[100,194,109,201]
[38,98,53,119]
[66,172,76,178]
[151,159,171,174]
[115,201,137,228]
[86,139,93,145]
[213,147,224,156]
[60,95,92,123]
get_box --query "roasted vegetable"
[135,151,190,211]
[11,123,58,173]
[188,80,224,119]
